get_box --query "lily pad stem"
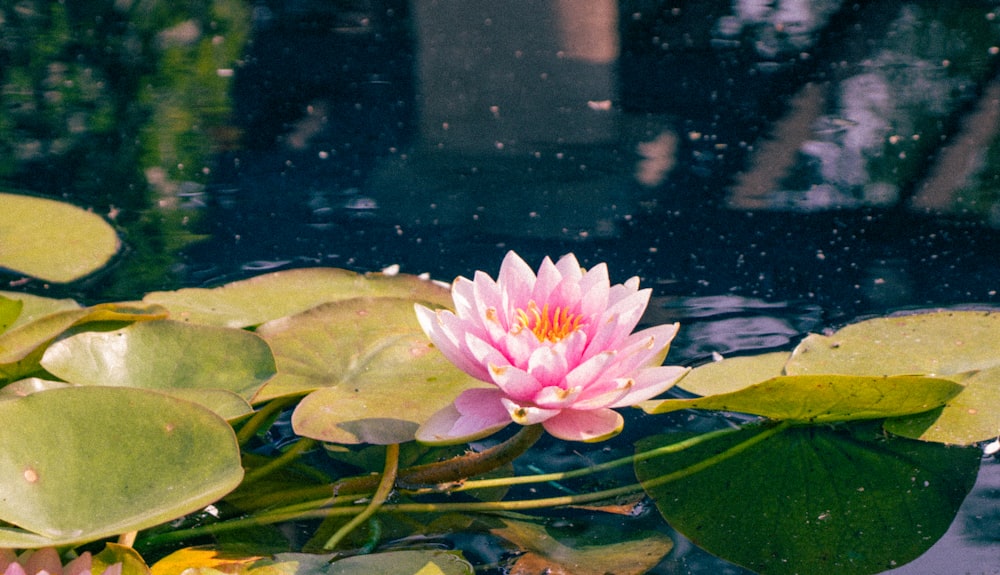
[242,438,317,485]
[323,443,400,550]
[137,423,781,549]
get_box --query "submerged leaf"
[642,374,961,423]
[0,386,243,547]
[490,516,672,575]
[144,267,452,328]
[256,297,486,444]
[635,423,981,575]
[0,192,120,282]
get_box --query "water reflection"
[641,294,824,360]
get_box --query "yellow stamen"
[515,301,584,343]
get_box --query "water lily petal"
[24,549,61,575]
[3,564,27,575]
[564,350,618,390]
[542,408,624,442]
[62,554,92,575]
[489,363,544,401]
[554,252,584,282]
[500,397,561,425]
[450,276,477,320]
[527,346,570,387]
[531,255,564,304]
[498,252,536,315]
[604,323,679,377]
[454,388,516,431]
[578,263,610,318]
[608,365,690,407]
[416,388,512,444]
[533,384,583,408]
[415,305,491,381]
[571,377,636,409]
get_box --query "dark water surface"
[2,1,999,573]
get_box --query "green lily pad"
[884,365,1000,444]
[786,310,1000,444]
[255,297,487,444]
[0,192,120,283]
[786,310,1000,375]
[94,543,151,575]
[676,351,790,395]
[144,268,453,328]
[642,374,962,423]
[0,291,82,330]
[0,377,70,399]
[0,386,243,547]
[0,302,168,384]
[0,295,23,335]
[635,423,981,575]
[40,319,275,401]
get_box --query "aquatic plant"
[0,219,998,574]
[414,251,688,442]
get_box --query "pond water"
[2,1,999,573]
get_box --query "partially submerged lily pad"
[0,192,120,283]
[144,267,453,328]
[255,297,487,444]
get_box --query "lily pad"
[786,310,1000,444]
[0,386,243,547]
[144,268,453,328]
[255,297,487,444]
[0,302,168,383]
[786,310,1000,376]
[642,374,962,423]
[676,351,790,395]
[0,291,82,330]
[0,378,70,399]
[884,365,1000,444]
[0,192,120,283]
[40,319,275,401]
[0,295,23,335]
[635,423,981,575]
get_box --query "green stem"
[331,424,545,495]
[236,396,301,447]
[419,425,742,494]
[323,443,400,550]
[242,438,317,485]
[138,422,786,549]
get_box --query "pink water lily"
[416,251,687,442]
[0,548,121,575]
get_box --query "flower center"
[515,302,583,343]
